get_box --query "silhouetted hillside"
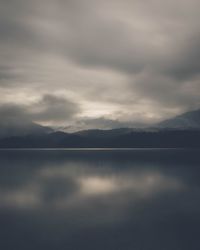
[157,109,200,129]
[0,129,200,148]
[1,108,200,148]
[0,120,53,139]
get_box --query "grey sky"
[0,0,200,130]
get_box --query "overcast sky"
[0,0,200,130]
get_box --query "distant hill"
[0,120,53,139]
[73,128,134,138]
[0,129,200,148]
[0,108,200,148]
[157,109,200,129]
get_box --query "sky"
[0,0,200,130]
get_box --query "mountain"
[0,119,53,139]
[0,108,200,148]
[0,129,200,148]
[73,128,134,138]
[157,109,200,129]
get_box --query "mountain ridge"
[156,109,200,129]
[0,108,200,148]
[0,120,53,139]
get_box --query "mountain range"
[0,109,200,148]
[157,109,200,129]
[0,119,53,139]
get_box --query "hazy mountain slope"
[157,109,200,129]
[0,120,53,139]
[73,128,134,138]
[1,130,200,148]
[1,108,200,147]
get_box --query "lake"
[0,149,200,250]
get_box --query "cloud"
[61,0,200,79]
[64,117,149,132]
[0,94,80,125]
[0,0,200,128]
[0,103,30,123]
[30,94,80,123]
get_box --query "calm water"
[0,149,200,250]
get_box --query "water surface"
[0,149,200,250]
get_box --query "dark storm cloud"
[162,34,200,81]
[0,94,80,125]
[130,72,200,111]
[0,0,200,128]
[31,94,80,122]
[1,0,199,78]
[61,0,200,79]
[0,103,29,122]
[0,67,16,80]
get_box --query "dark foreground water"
[0,149,200,250]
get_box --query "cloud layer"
[0,0,200,129]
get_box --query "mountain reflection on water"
[0,149,200,250]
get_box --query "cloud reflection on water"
[0,150,200,250]
[0,163,183,211]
